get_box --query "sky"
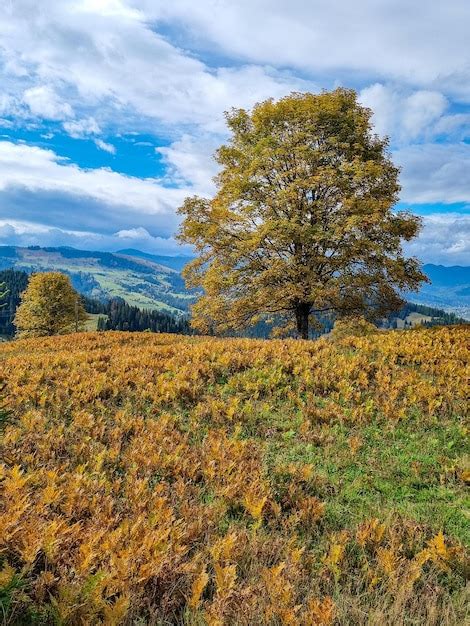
[0,0,469,264]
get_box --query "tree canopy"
[14,272,87,338]
[178,88,427,338]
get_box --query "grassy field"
[0,327,468,625]
[90,270,182,312]
[83,314,104,332]
[395,312,432,329]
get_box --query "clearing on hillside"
[0,326,468,625]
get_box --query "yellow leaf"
[0,564,16,587]
[103,594,130,625]
[304,596,335,625]
[214,563,237,598]
[189,567,209,609]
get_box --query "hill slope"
[409,264,470,319]
[117,248,194,272]
[1,246,469,320]
[0,245,195,313]
[0,327,468,624]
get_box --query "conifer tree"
[0,282,8,307]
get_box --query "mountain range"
[0,245,195,314]
[405,264,470,319]
[0,245,469,319]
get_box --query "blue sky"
[0,0,469,263]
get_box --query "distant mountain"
[423,264,470,287]
[1,246,468,320]
[0,245,195,314]
[407,264,470,319]
[117,248,194,272]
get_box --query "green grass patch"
[263,417,470,545]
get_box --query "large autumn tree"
[14,272,87,338]
[178,88,426,338]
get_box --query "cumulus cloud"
[0,94,21,118]
[156,133,220,194]
[0,220,189,255]
[116,226,151,239]
[359,84,450,142]
[23,85,74,120]
[0,0,468,265]
[395,143,470,204]
[405,213,470,265]
[63,117,101,138]
[0,0,311,133]
[402,91,448,138]
[1,2,469,150]
[0,141,193,236]
[152,1,470,99]
[95,139,116,154]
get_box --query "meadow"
[0,326,469,625]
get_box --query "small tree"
[330,316,377,341]
[14,272,87,338]
[178,88,427,338]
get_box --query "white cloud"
[95,138,116,154]
[1,1,468,136]
[0,0,310,133]
[23,85,73,120]
[359,84,449,141]
[401,91,448,138]
[0,141,180,211]
[63,117,101,138]
[432,113,470,139]
[405,213,470,265]
[395,143,470,204]
[0,220,189,255]
[152,0,470,99]
[0,141,194,235]
[0,93,20,117]
[79,0,143,20]
[156,133,220,194]
[116,226,152,239]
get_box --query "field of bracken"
[0,326,469,625]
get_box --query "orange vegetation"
[0,326,468,624]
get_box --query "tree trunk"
[295,303,310,340]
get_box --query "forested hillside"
[0,246,195,314]
[411,264,470,319]
[0,270,189,338]
[1,247,470,321]
[0,268,465,339]
[94,299,190,334]
[0,269,28,336]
